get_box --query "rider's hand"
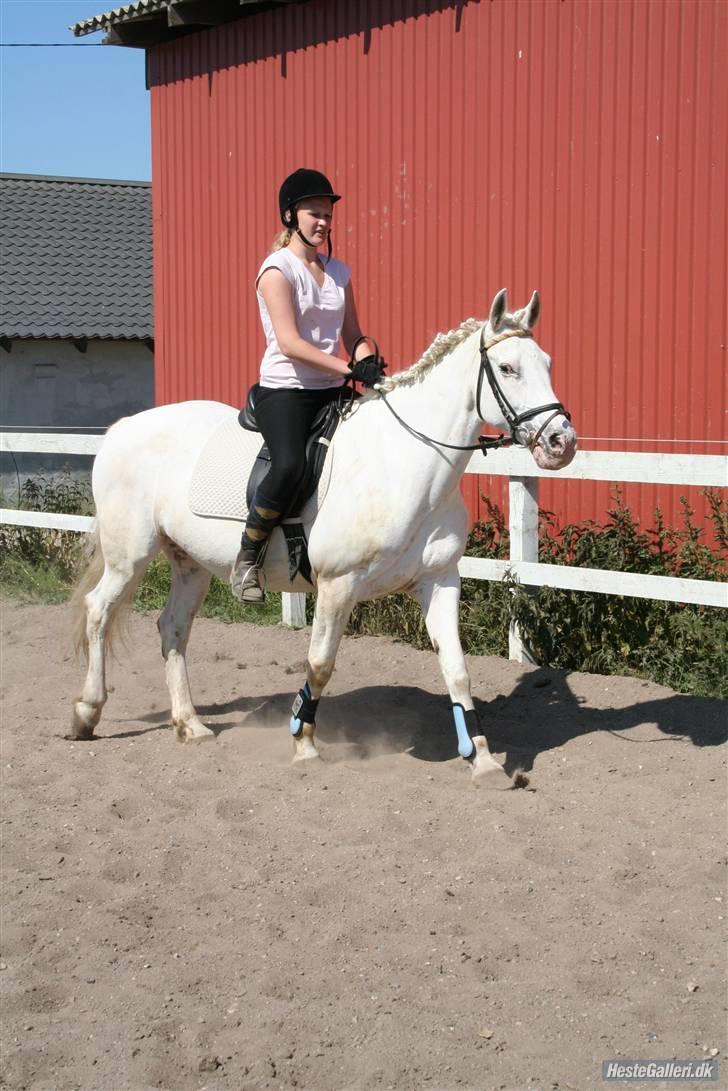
[349,354,387,387]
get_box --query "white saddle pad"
[188,416,334,522]
[188,417,260,521]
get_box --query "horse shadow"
[479,666,726,774]
[185,670,726,772]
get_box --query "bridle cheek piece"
[476,327,571,453]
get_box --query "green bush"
[0,477,281,624]
[507,492,727,698]
[0,476,92,598]
[2,475,725,697]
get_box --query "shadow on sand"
[124,669,727,773]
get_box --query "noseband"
[476,327,571,450]
[375,326,571,456]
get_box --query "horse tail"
[71,523,152,662]
[70,527,104,661]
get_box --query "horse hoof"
[174,720,215,743]
[471,762,513,790]
[292,723,319,763]
[70,701,99,740]
[470,736,513,790]
[293,741,320,763]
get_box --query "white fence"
[2,431,726,659]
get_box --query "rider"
[230,167,385,603]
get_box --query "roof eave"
[71,0,303,48]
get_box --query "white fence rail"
[2,432,726,655]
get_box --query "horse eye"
[499,364,515,376]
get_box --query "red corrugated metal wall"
[149,0,727,534]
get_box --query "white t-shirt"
[256,248,351,389]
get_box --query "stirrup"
[230,554,266,604]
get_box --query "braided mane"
[376,318,482,393]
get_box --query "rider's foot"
[230,545,265,604]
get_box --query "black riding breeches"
[252,384,345,513]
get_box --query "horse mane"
[376,317,482,393]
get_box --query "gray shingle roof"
[0,173,152,341]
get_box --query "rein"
[376,327,570,456]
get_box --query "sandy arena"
[1,601,726,1091]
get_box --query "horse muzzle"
[530,417,577,470]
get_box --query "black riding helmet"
[279,168,341,257]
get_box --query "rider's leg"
[231,386,342,603]
[231,492,282,603]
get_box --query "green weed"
[502,491,727,698]
[0,476,91,598]
[135,556,283,626]
[2,476,726,697]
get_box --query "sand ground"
[1,601,726,1091]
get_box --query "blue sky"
[0,0,150,180]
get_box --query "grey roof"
[0,174,152,341]
[73,0,169,35]
[72,0,300,46]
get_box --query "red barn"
[74,0,727,535]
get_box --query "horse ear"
[523,290,540,329]
[489,289,508,332]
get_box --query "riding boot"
[230,491,282,604]
[230,534,266,603]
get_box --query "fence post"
[282,592,307,629]
[508,476,539,664]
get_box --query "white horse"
[71,289,576,788]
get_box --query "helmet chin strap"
[289,213,333,260]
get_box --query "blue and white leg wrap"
[290,682,319,738]
[452,703,478,761]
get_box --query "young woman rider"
[230,168,385,603]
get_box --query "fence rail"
[2,431,726,656]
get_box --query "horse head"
[480,289,577,470]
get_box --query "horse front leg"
[290,577,354,762]
[412,572,514,789]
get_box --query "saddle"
[238,384,355,584]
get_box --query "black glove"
[349,353,387,387]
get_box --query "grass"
[134,556,284,626]
[0,554,74,604]
[2,475,726,698]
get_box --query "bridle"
[375,326,571,456]
[476,326,570,449]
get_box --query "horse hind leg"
[158,537,213,743]
[71,532,158,739]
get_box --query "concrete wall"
[0,337,154,500]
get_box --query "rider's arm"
[258,268,351,377]
[341,282,373,361]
